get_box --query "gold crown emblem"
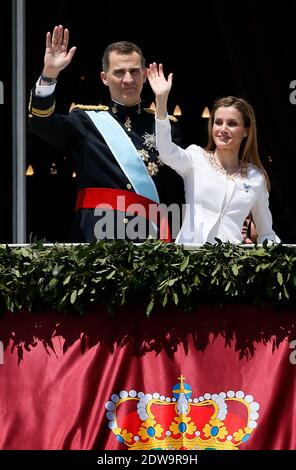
[105,375,260,450]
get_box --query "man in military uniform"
[28,25,185,242]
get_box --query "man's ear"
[143,68,147,83]
[100,71,108,86]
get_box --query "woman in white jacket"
[147,63,280,245]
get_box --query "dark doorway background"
[3,0,296,243]
[0,1,13,242]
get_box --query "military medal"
[138,149,163,176]
[124,116,132,132]
[142,132,157,150]
[111,104,118,114]
[147,162,159,176]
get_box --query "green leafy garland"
[0,240,296,315]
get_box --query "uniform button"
[126,183,132,190]
[123,218,129,224]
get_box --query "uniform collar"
[109,99,142,119]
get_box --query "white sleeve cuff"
[35,77,56,97]
[155,113,170,123]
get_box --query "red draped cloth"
[0,305,295,450]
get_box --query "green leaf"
[20,247,32,258]
[277,272,283,285]
[194,275,200,285]
[173,291,178,305]
[180,256,189,272]
[146,298,154,316]
[284,287,289,299]
[6,296,14,312]
[70,290,77,304]
[63,275,72,285]
[225,281,231,292]
[181,283,188,295]
[48,278,58,288]
[106,270,116,279]
[231,264,239,276]
[53,264,63,276]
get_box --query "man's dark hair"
[102,41,145,72]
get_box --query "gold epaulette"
[168,114,178,122]
[70,103,109,112]
[143,107,155,115]
[143,107,178,122]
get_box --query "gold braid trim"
[70,103,109,111]
[30,102,56,117]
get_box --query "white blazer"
[156,116,280,245]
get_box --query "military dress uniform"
[28,88,185,242]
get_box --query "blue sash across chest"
[86,110,160,203]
